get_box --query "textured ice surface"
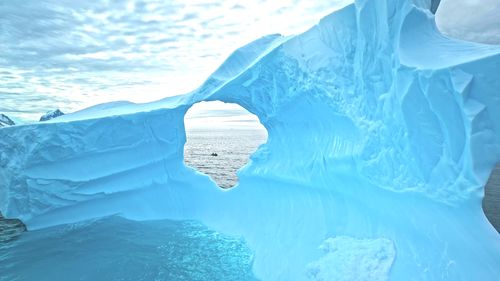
[306,236,395,281]
[1,0,500,280]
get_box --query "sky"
[184,101,264,131]
[0,0,351,122]
[0,0,499,123]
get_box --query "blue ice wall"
[1,1,500,280]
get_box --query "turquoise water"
[0,216,258,281]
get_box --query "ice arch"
[0,1,500,280]
[183,101,267,188]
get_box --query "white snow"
[306,236,395,281]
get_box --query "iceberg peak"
[39,109,65,122]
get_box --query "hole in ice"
[183,101,267,188]
[483,163,500,233]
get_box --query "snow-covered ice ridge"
[1,0,500,280]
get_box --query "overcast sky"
[0,0,498,123]
[0,0,350,121]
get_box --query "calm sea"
[184,128,268,188]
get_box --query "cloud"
[10,0,496,124]
[1,0,355,121]
[185,101,251,119]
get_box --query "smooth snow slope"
[1,0,500,280]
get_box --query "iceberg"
[1,0,499,280]
[0,114,15,127]
[39,109,65,122]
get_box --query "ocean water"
[184,128,268,188]
[0,216,258,281]
[484,164,500,233]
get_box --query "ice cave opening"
[183,101,268,189]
